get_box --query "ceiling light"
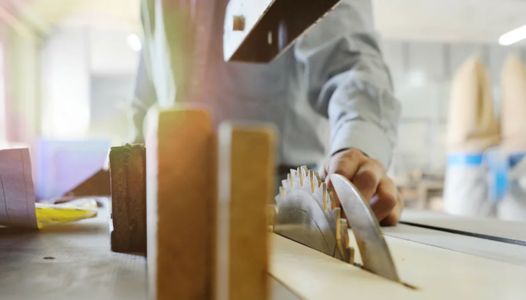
[127,34,142,52]
[499,24,526,46]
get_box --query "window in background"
[40,15,140,143]
[41,27,91,139]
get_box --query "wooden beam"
[145,107,215,300]
[63,169,110,198]
[224,0,341,62]
[216,123,276,300]
[109,144,147,255]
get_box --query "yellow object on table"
[35,198,98,229]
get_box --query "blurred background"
[0,0,525,217]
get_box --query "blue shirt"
[132,0,400,168]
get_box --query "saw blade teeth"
[340,218,349,230]
[329,189,338,209]
[276,165,355,265]
[333,207,341,220]
[281,179,288,189]
[339,218,352,261]
[327,189,334,209]
[347,247,355,264]
[298,167,304,187]
[340,219,348,241]
[279,186,286,199]
[322,183,328,211]
[313,171,322,187]
[309,170,315,193]
[336,216,341,241]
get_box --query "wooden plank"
[383,235,526,299]
[216,123,276,300]
[145,107,215,300]
[0,201,147,300]
[109,144,147,255]
[63,169,110,198]
[401,209,526,243]
[0,201,300,300]
[0,147,37,229]
[384,224,526,266]
[271,234,411,300]
[272,232,526,299]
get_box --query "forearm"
[327,55,400,167]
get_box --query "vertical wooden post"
[216,122,276,300]
[109,144,147,255]
[145,107,215,300]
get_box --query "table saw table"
[1,201,526,299]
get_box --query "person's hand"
[321,148,403,226]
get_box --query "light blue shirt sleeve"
[294,0,401,168]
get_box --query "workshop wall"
[0,0,141,146]
[40,23,139,143]
[382,39,526,177]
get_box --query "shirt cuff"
[330,120,393,168]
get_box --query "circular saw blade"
[274,167,352,262]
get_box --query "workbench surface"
[3,202,526,300]
[0,201,298,300]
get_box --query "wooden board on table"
[384,223,526,266]
[0,201,301,300]
[110,144,147,255]
[145,107,215,300]
[272,231,526,299]
[63,169,110,198]
[401,209,526,244]
[216,123,276,300]
[0,203,147,300]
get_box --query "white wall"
[40,20,140,143]
[382,39,526,176]
[41,27,91,138]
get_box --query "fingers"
[328,149,384,202]
[324,148,403,225]
[352,160,385,201]
[370,177,398,223]
[326,149,367,181]
[380,195,403,226]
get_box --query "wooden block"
[216,122,276,300]
[145,107,215,300]
[109,144,147,255]
[63,169,111,197]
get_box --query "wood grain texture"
[216,123,276,300]
[271,229,526,300]
[145,107,215,300]
[63,169,110,197]
[110,144,147,255]
[0,201,147,300]
[0,201,298,300]
[401,209,526,243]
[384,223,526,266]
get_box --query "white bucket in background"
[444,153,495,217]
[498,153,526,221]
